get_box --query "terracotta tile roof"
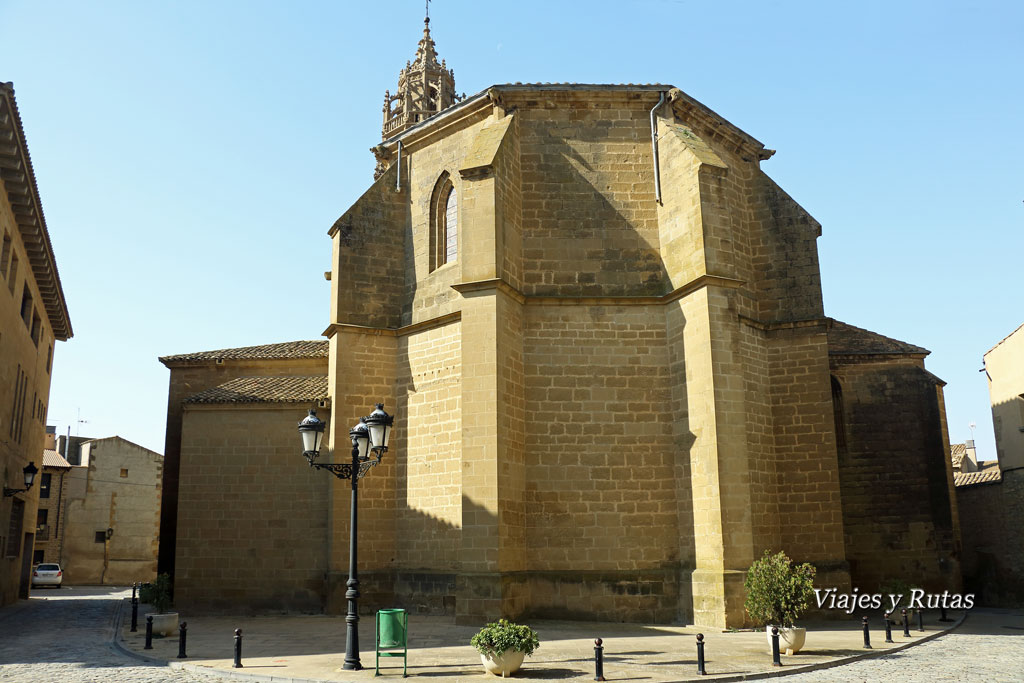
[827,320,929,357]
[184,376,328,405]
[42,449,72,469]
[955,462,1002,487]
[950,443,966,470]
[160,340,328,365]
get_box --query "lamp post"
[3,461,38,497]
[298,402,394,671]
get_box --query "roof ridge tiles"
[159,339,328,364]
[827,319,930,356]
[184,375,329,405]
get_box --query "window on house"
[120,468,128,478]
[39,473,51,499]
[46,344,53,374]
[30,311,40,346]
[20,284,33,329]
[7,501,24,557]
[32,549,44,565]
[8,365,22,440]
[8,251,18,293]
[430,173,457,271]
[0,231,10,278]
[36,509,48,529]
[94,531,106,543]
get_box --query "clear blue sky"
[1,1,1021,459]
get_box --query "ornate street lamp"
[297,402,394,671]
[3,461,38,497]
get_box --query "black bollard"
[130,594,138,633]
[940,606,952,622]
[144,616,153,650]
[131,582,137,602]
[917,609,924,632]
[696,633,707,675]
[233,628,243,668]
[902,609,910,637]
[862,616,872,649]
[884,611,894,643]
[593,638,605,682]
[771,627,781,667]
[178,621,188,659]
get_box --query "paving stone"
[0,587,218,683]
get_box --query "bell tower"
[381,14,460,141]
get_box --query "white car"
[32,563,62,588]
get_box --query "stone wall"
[522,304,678,622]
[957,471,1024,606]
[0,85,68,607]
[315,85,960,627]
[159,355,326,579]
[830,358,961,593]
[62,437,162,585]
[175,404,329,613]
[396,321,462,570]
[0,180,58,605]
[32,467,69,565]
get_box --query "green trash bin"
[375,608,407,677]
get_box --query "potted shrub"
[139,573,179,637]
[470,618,540,677]
[879,577,924,624]
[744,550,817,654]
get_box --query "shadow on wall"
[832,365,961,594]
[522,124,670,298]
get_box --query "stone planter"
[146,612,179,637]
[480,650,525,677]
[766,626,806,654]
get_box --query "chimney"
[964,439,978,473]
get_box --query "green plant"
[744,550,817,628]
[470,619,540,658]
[139,573,173,614]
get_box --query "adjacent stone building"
[32,438,73,565]
[59,436,163,584]
[826,321,961,593]
[955,323,1024,606]
[158,341,330,612]
[161,20,962,628]
[0,82,73,605]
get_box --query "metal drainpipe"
[650,91,667,205]
[396,140,403,192]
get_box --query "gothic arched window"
[430,173,457,271]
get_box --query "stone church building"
[161,19,960,628]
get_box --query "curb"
[705,611,968,682]
[110,597,329,683]
[108,598,968,683]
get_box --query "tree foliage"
[744,550,817,627]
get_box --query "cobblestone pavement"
[781,610,1024,683]
[0,586,218,683]
[1,589,1022,683]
